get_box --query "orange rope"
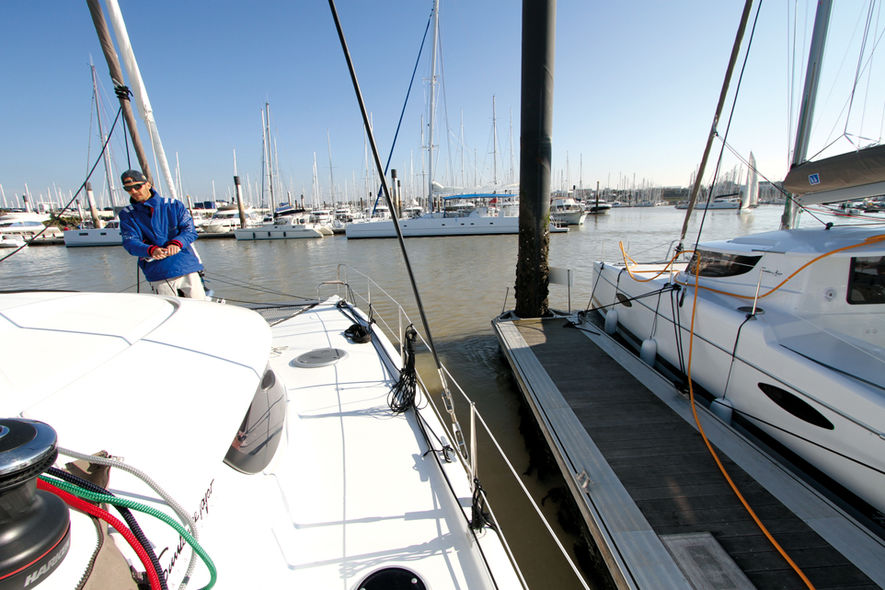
[678,233,885,300]
[618,241,693,282]
[685,262,815,589]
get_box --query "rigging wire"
[328,0,468,463]
[0,104,125,264]
[368,7,433,215]
[692,0,764,252]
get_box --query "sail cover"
[783,144,885,204]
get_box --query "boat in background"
[0,212,63,241]
[346,194,567,238]
[201,205,262,234]
[233,214,324,240]
[64,219,122,247]
[550,196,586,225]
[585,199,612,215]
[0,234,27,249]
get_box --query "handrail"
[326,264,591,589]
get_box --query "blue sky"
[2,1,882,209]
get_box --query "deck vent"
[357,567,426,590]
[291,348,349,368]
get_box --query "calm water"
[0,205,802,588]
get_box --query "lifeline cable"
[0,104,125,264]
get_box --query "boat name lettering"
[162,479,214,580]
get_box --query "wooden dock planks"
[494,315,884,590]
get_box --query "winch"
[0,418,70,590]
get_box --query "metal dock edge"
[493,314,885,590]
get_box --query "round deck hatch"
[357,567,426,589]
[290,347,348,367]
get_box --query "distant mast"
[426,0,440,212]
[104,0,178,200]
[90,63,118,209]
[263,103,276,212]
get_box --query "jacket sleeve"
[119,209,155,258]
[166,202,198,249]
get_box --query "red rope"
[37,479,162,590]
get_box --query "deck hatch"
[291,348,348,367]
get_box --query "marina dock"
[493,314,885,589]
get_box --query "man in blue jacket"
[119,169,206,298]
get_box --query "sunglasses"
[123,182,146,192]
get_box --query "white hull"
[233,224,324,240]
[346,213,566,238]
[590,226,885,514]
[1,290,523,589]
[0,235,26,248]
[585,203,612,215]
[550,210,586,225]
[63,227,122,247]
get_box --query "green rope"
[39,475,217,589]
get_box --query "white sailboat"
[0,269,529,589]
[345,3,565,239]
[587,1,885,515]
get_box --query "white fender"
[640,338,657,365]
[604,309,618,335]
[710,398,734,424]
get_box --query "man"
[118,169,206,298]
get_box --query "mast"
[90,63,118,208]
[327,130,336,205]
[85,0,153,187]
[426,0,440,211]
[492,95,498,187]
[104,0,177,200]
[264,103,277,211]
[782,0,832,229]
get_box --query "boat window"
[847,256,885,305]
[224,366,287,474]
[757,383,834,430]
[685,249,762,278]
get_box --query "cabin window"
[685,249,762,278]
[847,256,885,305]
[757,383,834,430]
[224,366,287,474]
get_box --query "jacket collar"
[129,189,160,207]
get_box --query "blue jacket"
[120,190,203,282]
